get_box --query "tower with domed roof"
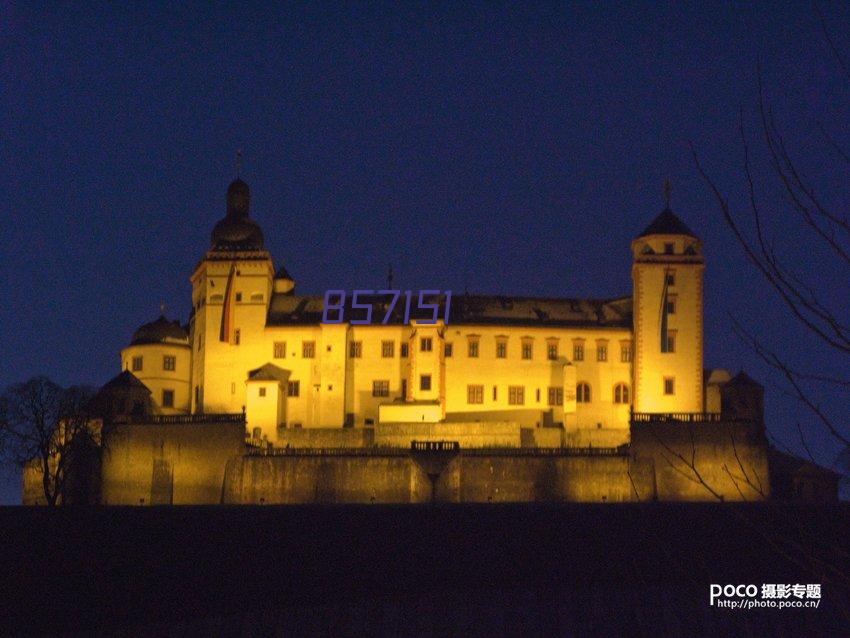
[631,189,704,413]
[189,177,281,414]
[120,315,191,414]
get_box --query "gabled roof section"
[637,208,698,239]
[247,363,288,382]
[100,370,151,393]
[267,293,633,328]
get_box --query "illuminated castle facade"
[121,178,711,449]
[34,176,840,505]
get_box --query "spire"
[663,179,672,209]
[236,149,242,178]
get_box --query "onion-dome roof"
[130,315,189,346]
[210,178,265,250]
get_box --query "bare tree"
[0,377,98,506]
[691,11,850,483]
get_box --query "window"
[381,340,394,358]
[132,356,143,371]
[536,388,541,402]
[666,272,676,286]
[273,342,286,359]
[493,386,498,401]
[468,340,479,358]
[302,341,315,358]
[664,242,674,254]
[547,387,563,406]
[251,292,264,302]
[521,342,533,360]
[576,382,591,403]
[288,380,300,397]
[420,374,431,391]
[444,343,453,357]
[663,331,676,353]
[508,386,525,405]
[420,337,432,352]
[400,343,409,358]
[234,329,241,345]
[496,341,507,358]
[257,387,268,398]
[349,341,362,358]
[614,383,630,404]
[467,385,484,404]
[664,377,675,395]
[573,344,584,362]
[372,380,389,397]
[597,344,608,362]
[620,343,632,363]
[162,389,174,408]
[210,294,223,303]
[547,341,559,360]
[401,379,407,398]
[235,292,242,302]
[666,297,676,314]
[163,355,175,371]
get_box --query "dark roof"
[247,363,287,382]
[768,448,841,479]
[728,370,762,387]
[130,316,189,346]
[99,370,151,392]
[275,265,293,280]
[267,293,632,328]
[211,178,264,251]
[637,208,698,239]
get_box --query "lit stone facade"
[124,179,708,448]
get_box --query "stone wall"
[223,454,432,504]
[276,427,374,448]
[100,421,245,505]
[374,422,521,448]
[630,420,770,501]
[435,454,649,503]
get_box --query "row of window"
[188,377,675,406]
[366,378,633,405]
[131,355,176,372]
[224,336,688,362]
[208,292,265,303]
[344,339,635,362]
[257,381,301,397]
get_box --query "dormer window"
[664,242,674,254]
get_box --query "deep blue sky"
[2,2,848,503]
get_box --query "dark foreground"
[1,504,848,636]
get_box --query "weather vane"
[663,179,672,208]
[236,149,243,177]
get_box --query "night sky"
[2,2,848,503]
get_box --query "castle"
[23,177,840,505]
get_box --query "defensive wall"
[24,414,770,505]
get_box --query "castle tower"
[189,177,276,414]
[631,196,704,413]
[120,316,191,414]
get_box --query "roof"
[637,208,698,239]
[768,448,841,479]
[728,370,762,387]
[99,370,151,392]
[247,363,288,382]
[274,265,293,280]
[130,316,189,346]
[267,293,633,328]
